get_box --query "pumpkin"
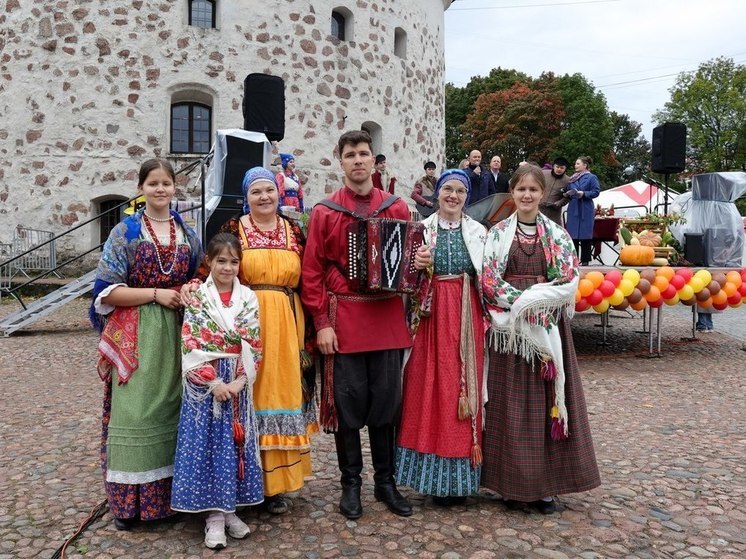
[637,230,662,247]
[619,245,655,266]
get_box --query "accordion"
[346,218,425,293]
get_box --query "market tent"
[594,180,678,217]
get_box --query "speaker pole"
[664,174,669,215]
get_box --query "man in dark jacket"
[475,155,510,204]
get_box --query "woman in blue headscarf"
[276,153,305,212]
[395,169,489,507]
[183,167,317,515]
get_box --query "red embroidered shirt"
[301,186,412,353]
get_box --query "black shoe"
[501,499,524,511]
[113,517,138,531]
[374,484,413,517]
[432,495,453,507]
[530,499,557,515]
[339,485,363,519]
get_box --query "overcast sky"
[444,0,746,141]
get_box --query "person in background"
[481,163,600,515]
[464,149,483,205]
[372,154,396,194]
[396,169,487,507]
[411,161,438,214]
[92,158,202,531]
[301,130,413,520]
[540,157,571,225]
[696,306,714,332]
[276,153,305,212]
[172,233,263,550]
[474,155,510,204]
[458,158,469,170]
[564,156,601,265]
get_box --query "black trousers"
[332,349,404,430]
[574,239,593,264]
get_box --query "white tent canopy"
[594,180,678,217]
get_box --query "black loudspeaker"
[651,122,686,173]
[684,233,706,266]
[205,134,265,242]
[243,73,285,142]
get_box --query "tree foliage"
[446,69,648,188]
[460,82,564,171]
[654,57,746,173]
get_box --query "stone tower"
[0,0,453,257]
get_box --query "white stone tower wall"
[0,0,451,258]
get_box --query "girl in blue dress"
[172,233,264,550]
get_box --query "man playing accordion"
[301,130,415,520]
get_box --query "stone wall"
[0,0,451,263]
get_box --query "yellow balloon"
[622,269,640,285]
[688,277,705,293]
[678,284,694,300]
[664,294,680,306]
[608,289,625,306]
[618,279,635,297]
[694,269,712,285]
[593,299,610,313]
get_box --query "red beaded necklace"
[143,214,177,275]
[248,213,282,241]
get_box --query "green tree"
[445,67,528,166]
[460,82,564,171]
[546,73,615,187]
[608,112,651,185]
[654,57,746,173]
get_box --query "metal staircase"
[0,270,96,336]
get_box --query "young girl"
[92,158,202,530]
[171,233,264,550]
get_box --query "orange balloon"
[578,278,594,297]
[585,271,605,289]
[711,290,728,305]
[726,270,743,288]
[644,285,661,302]
[656,266,675,281]
[653,276,669,292]
[630,298,648,311]
[722,282,737,298]
[575,289,582,303]
[699,297,713,308]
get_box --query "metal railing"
[12,226,59,279]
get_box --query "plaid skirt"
[481,317,601,501]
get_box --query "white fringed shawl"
[181,275,262,416]
[482,212,579,438]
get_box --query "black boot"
[335,429,363,519]
[369,426,413,517]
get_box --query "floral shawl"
[181,275,262,391]
[482,212,579,438]
[408,212,488,335]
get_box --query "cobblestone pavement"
[1,299,744,559]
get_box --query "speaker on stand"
[651,122,686,215]
[243,73,285,142]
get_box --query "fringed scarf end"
[457,390,470,421]
[540,358,557,381]
[550,406,569,441]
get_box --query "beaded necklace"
[143,211,173,223]
[248,213,282,241]
[515,221,540,257]
[142,214,177,275]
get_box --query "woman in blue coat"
[563,156,600,265]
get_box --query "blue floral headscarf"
[241,167,278,215]
[434,169,471,197]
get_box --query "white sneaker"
[224,512,251,539]
[204,513,227,549]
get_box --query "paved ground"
[1,298,745,559]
